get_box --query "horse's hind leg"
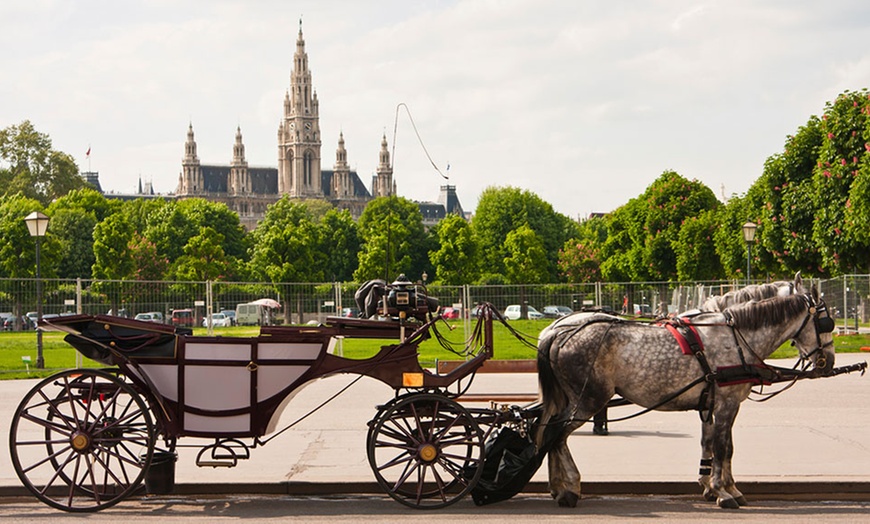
[709,402,745,509]
[547,431,582,507]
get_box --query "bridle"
[791,293,836,374]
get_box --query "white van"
[235,303,269,326]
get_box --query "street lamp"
[25,211,49,369]
[742,221,757,285]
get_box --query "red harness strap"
[661,317,704,356]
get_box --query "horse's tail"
[535,327,568,450]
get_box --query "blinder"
[816,315,835,334]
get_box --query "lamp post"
[742,221,757,285]
[25,211,49,369]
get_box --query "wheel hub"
[418,443,438,463]
[71,431,91,452]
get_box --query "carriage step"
[196,460,236,468]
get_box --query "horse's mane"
[725,294,807,331]
[702,281,793,312]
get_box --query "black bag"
[470,427,545,506]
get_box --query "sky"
[3,0,870,219]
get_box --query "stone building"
[175,23,394,229]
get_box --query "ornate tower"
[229,126,250,195]
[278,21,322,197]
[332,132,351,197]
[178,123,203,195]
[373,134,394,197]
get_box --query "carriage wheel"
[9,369,155,512]
[367,393,484,509]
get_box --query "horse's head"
[792,286,836,377]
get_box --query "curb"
[3,481,869,501]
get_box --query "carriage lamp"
[742,221,757,284]
[25,211,49,369]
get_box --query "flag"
[86,146,91,157]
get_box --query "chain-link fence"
[3,276,858,330]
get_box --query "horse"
[535,284,835,509]
[699,277,799,311]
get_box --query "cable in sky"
[392,103,449,180]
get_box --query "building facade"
[175,23,393,229]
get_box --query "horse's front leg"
[709,401,745,509]
[547,431,582,507]
[698,417,716,501]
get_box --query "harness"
[658,294,839,421]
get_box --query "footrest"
[196,460,236,468]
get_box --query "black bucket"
[143,450,177,494]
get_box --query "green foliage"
[171,226,231,281]
[472,186,578,282]
[429,214,478,285]
[318,208,360,281]
[249,196,326,283]
[0,121,85,206]
[675,210,722,280]
[557,238,601,283]
[601,171,719,281]
[811,89,870,273]
[92,212,135,280]
[503,225,549,284]
[355,196,428,282]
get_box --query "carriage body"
[9,302,519,512]
[42,312,491,440]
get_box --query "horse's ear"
[794,271,804,293]
[812,284,820,302]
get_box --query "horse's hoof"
[717,497,740,509]
[702,490,717,502]
[557,491,580,508]
[734,496,748,506]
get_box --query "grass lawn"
[1,319,866,380]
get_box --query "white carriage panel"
[184,365,250,411]
[257,365,309,402]
[259,342,322,360]
[137,364,179,402]
[185,342,251,361]
[183,412,250,434]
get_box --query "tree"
[674,210,723,281]
[472,186,579,283]
[0,121,84,206]
[318,208,360,282]
[558,239,601,283]
[429,214,478,285]
[811,89,870,273]
[249,196,325,283]
[355,196,428,282]
[44,188,120,279]
[171,227,231,281]
[503,225,549,285]
[600,171,719,282]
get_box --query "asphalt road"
[0,493,868,523]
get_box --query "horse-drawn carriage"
[8,275,866,512]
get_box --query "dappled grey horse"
[535,282,835,509]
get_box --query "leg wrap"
[698,458,712,476]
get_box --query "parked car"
[203,312,232,328]
[503,305,544,320]
[134,312,165,323]
[3,315,32,331]
[219,310,237,326]
[340,307,360,318]
[542,305,573,318]
[170,308,195,327]
[441,307,461,319]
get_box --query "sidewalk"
[1,354,867,497]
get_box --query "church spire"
[374,133,393,197]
